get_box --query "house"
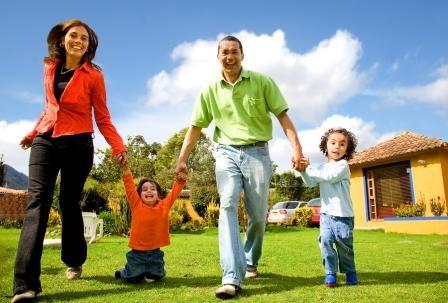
[349,131,448,235]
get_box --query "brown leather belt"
[230,141,267,148]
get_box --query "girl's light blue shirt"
[300,159,354,217]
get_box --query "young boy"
[300,127,359,287]
[115,163,187,283]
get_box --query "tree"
[271,171,306,200]
[154,127,216,190]
[90,135,161,182]
[0,154,4,186]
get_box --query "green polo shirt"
[191,69,289,145]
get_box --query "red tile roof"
[349,131,448,167]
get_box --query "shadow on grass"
[37,271,448,301]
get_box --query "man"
[175,35,305,299]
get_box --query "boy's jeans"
[319,213,356,275]
[118,249,165,283]
[215,143,272,287]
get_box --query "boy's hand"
[119,160,130,175]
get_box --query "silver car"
[267,201,308,224]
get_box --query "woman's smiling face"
[62,25,89,62]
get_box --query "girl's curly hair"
[319,128,358,160]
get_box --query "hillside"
[2,164,28,190]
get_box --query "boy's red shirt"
[26,59,126,156]
[122,171,185,251]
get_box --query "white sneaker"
[245,269,259,278]
[66,266,82,280]
[11,290,36,303]
[215,284,241,299]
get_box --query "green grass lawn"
[1,226,448,302]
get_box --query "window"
[364,161,413,219]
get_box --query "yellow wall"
[410,151,447,215]
[350,149,448,235]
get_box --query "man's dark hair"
[218,35,243,54]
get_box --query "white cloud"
[368,63,448,108]
[0,120,34,175]
[144,29,366,124]
[269,114,396,172]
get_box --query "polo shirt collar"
[219,67,250,85]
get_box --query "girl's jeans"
[215,143,272,287]
[319,213,356,275]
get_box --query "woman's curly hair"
[319,128,358,160]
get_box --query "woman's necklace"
[60,65,77,75]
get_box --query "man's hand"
[175,161,188,183]
[291,153,308,172]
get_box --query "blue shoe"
[346,272,358,285]
[324,274,337,287]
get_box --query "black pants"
[13,132,94,295]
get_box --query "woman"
[12,19,127,302]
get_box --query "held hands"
[114,151,128,166]
[175,162,188,183]
[291,155,309,172]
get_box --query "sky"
[1,0,447,176]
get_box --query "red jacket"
[26,59,126,156]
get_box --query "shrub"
[238,195,248,232]
[190,186,219,217]
[293,207,313,227]
[47,208,61,227]
[169,210,183,232]
[107,182,131,235]
[394,204,415,217]
[181,218,204,231]
[413,201,426,217]
[0,218,23,228]
[430,197,446,216]
[394,201,426,217]
[98,211,116,235]
[205,200,220,227]
[172,201,189,223]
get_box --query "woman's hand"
[20,137,33,150]
[114,151,128,166]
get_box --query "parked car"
[267,201,307,224]
[307,198,321,225]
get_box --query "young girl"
[115,163,187,283]
[300,128,358,287]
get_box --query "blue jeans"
[319,213,356,275]
[215,143,272,287]
[117,249,165,283]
